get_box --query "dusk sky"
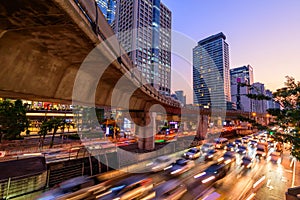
[163,0,300,104]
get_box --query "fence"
[0,171,47,199]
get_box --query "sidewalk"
[281,148,300,187]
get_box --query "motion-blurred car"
[256,143,268,159]
[147,155,174,172]
[97,178,153,200]
[222,151,236,164]
[224,142,236,151]
[204,149,218,161]
[201,143,215,153]
[214,138,229,149]
[249,140,258,148]
[240,156,255,169]
[242,137,250,144]
[233,139,243,147]
[183,147,201,159]
[194,162,231,184]
[144,179,187,200]
[268,151,282,164]
[236,145,248,155]
[37,176,97,200]
[167,159,195,176]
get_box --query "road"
[35,138,300,200]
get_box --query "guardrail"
[0,171,47,199]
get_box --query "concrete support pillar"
[131,111,155,151]
[137,112,155,150]
[197,114,208,139]
[183,121,188,131]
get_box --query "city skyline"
[163,0,300,104]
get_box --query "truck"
[256,142,268,159]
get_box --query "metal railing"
[0,171,47,199]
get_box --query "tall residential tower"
[193,32,231,109]
[114,0,172,95]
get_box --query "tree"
[0,99,29,142]
[269,76,300,160]
[38,120,49,149]
[237,76,300,160]
[48,118,65,148]
[39,118,65,148]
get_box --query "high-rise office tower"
[96,0,117,25]
[252,82,267,113]
[114,0,172,95]
[193,32,231,109]
[230,65,254,112]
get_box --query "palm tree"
[48,118,65,148]
[38,121,49,149]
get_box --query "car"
[183,147,201,159]
[166,159,195,176]
[201,143,215,153]
[256,143,268,159]
[144,179,187,200]
[205,149,218,161]
[236,145,248,155]
[240,156,255,169]
[224,142,236,151]
[233,139,243,147]
[249,139,258,148]
[242,137,250,144]
[97,178,154,200]
[147,155,175,172]
[267,140,276,149]
[37,176,97,200]
[253,133,259,139]
[221,151,236,164]
[194,162,231,184]
[268,151,282,164]
[214,138,229,149]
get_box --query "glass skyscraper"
[114,0,172,95]
[96,0,116,25]
[193,32,231,109]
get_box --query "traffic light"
[269,131,274,135]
